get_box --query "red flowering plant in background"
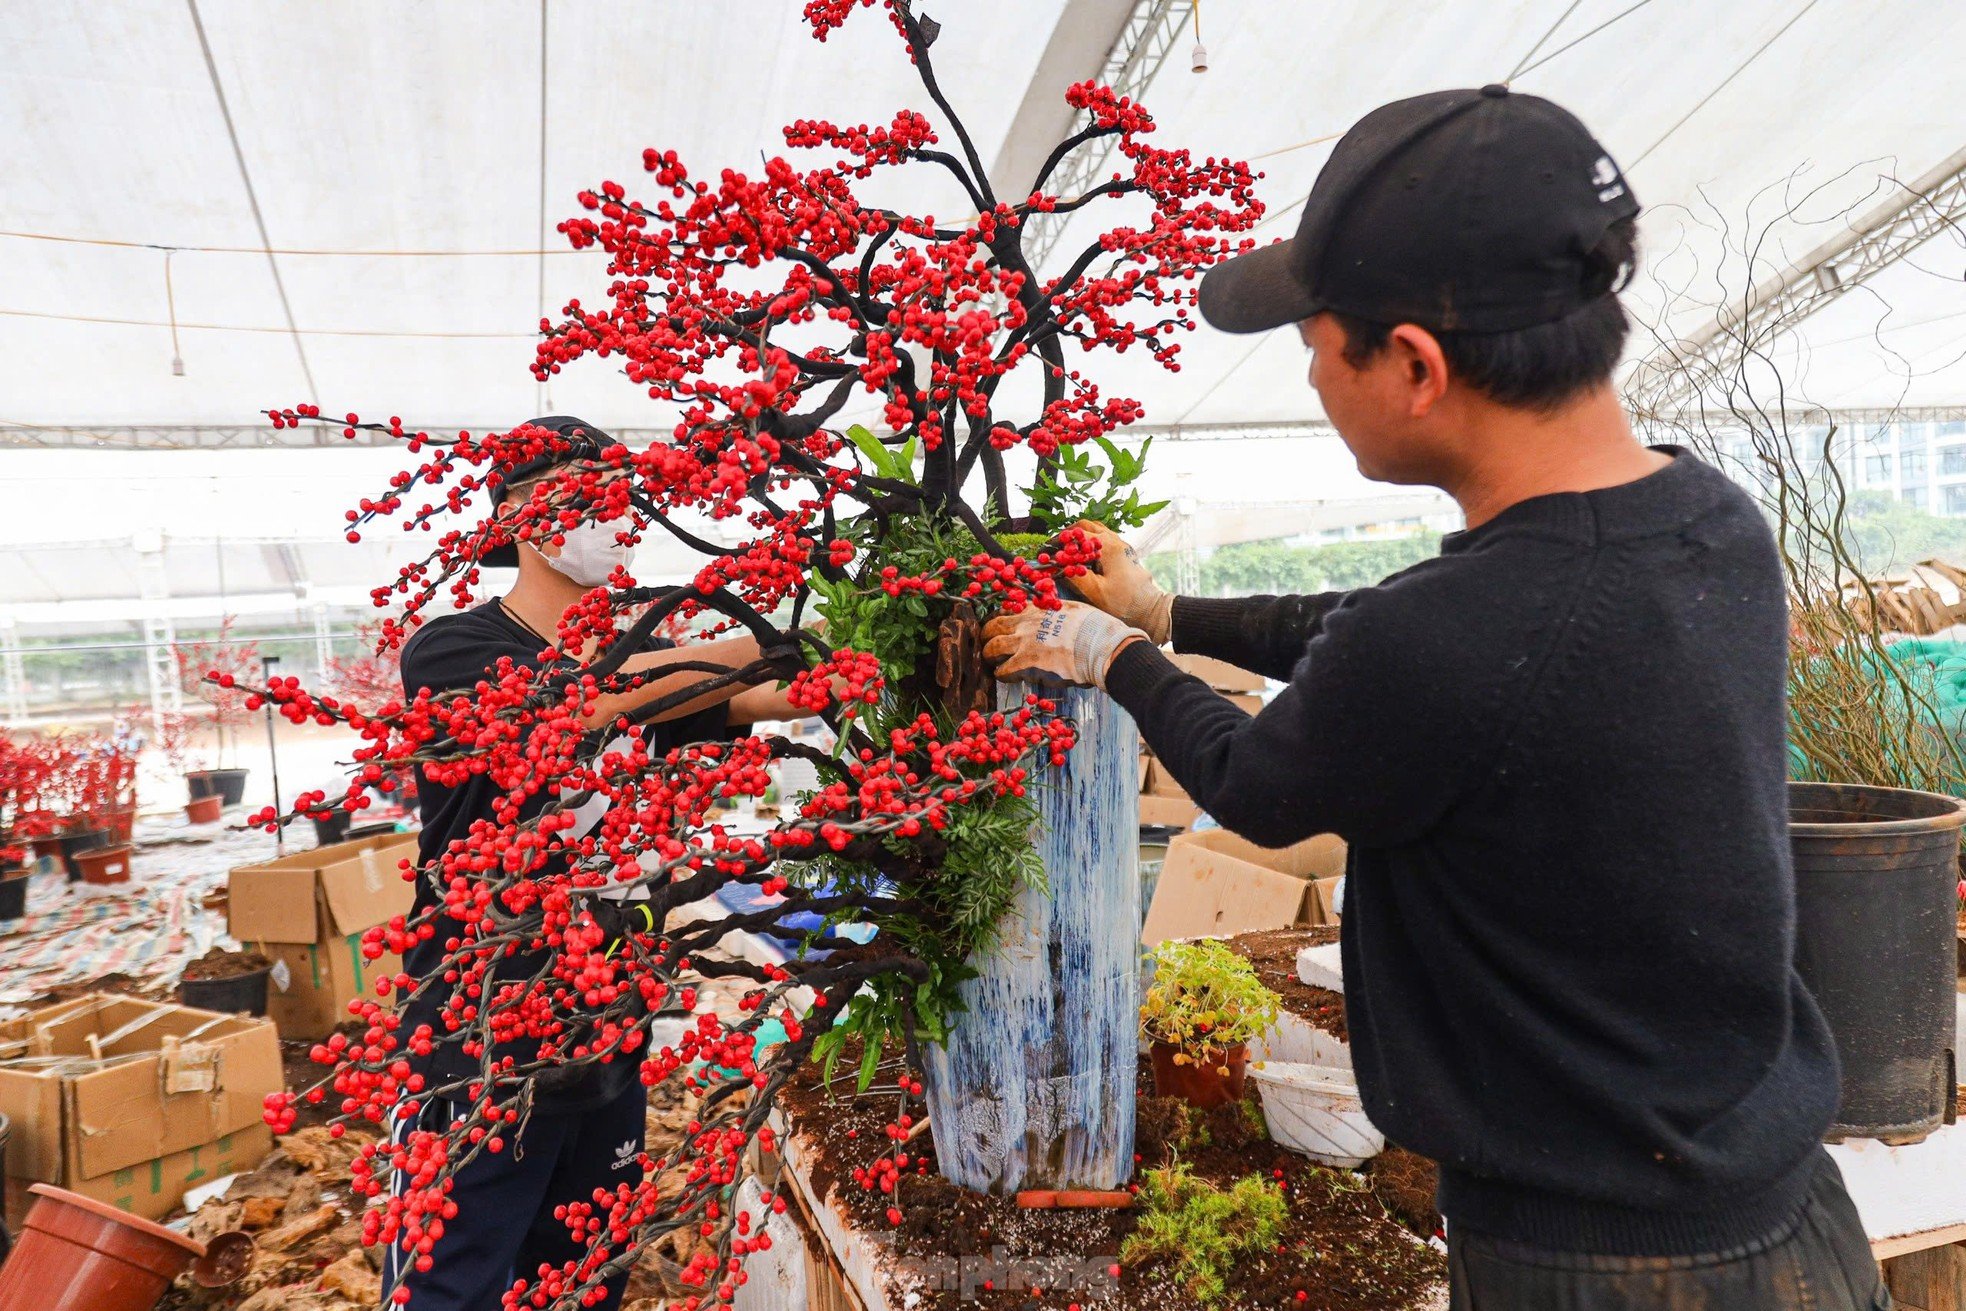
[0,732,60,866]
[238,3,1261,1306]
[172,617,261,771]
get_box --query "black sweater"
[1105,450,1840,1256]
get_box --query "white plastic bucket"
[1249,1060,1384,1167]
[1257,1012,1351,1069]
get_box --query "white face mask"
[532,517,636,587]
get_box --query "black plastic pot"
[178,964,271,1017]
[346,820,400,842]
[310,810,352,846]
[55,829,109,883]
[1790,781,1965,1145]
[186,768,250,807]
[0,872,27,922]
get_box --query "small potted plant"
[173,622,259,808]
[155,710,222,824]
[1141,939,1281,1109]
[0,732,55,921]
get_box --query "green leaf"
[847,424,898,481]
[856,1030,883,1092]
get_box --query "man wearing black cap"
[985,91,1885,1308]
[387,418,809,1311]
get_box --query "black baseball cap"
[479,415,611,568]
[1199,85,1639,335]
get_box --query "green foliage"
[1151,532,1440,596]
[1140,940,1281,1055]
[1028,436,1167,531]
[846,424,919,485]
[802,510,1058,1083]
[1120,1162,1289,1306]
[1832,490,1966,576]
[800,789,1049,1088]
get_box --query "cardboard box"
[1143,758,1190,801]
[1222,692,1264,716]
[1138,793,1201,830]
[229,831,419,1038]
[1171,652,1267,693]
[1141,827,1348,945]
[0,995,280,1219]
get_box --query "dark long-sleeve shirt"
[1104,449,1839,1256]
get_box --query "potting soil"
[1229,926,1349,1042]
[779,1044,1444,1310]
[181,947,273,983]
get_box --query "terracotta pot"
[56,828,110,882]
[1149,1039,1248,1109]
[102,808,136,843]
[76,843,133,886]
[184,794,224,825]
[0,1183,204,1311]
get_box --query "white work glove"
[982,602,1146,691]
[1070,520,1172,645]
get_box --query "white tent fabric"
[4,0,1966,646]
[5,0,1965,436]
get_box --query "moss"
[1120,1162,1289,1307]
[994,531,1053,554]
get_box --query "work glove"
[982,602,1146,691]
[1069,520,1172,645]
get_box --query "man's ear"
[1387,324,1449,418]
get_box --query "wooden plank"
[1875,1224,1966,1261]
[1883,1238,1966,1311]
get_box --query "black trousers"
[1449,1154,1891,1311]
[383,1077,648,1311]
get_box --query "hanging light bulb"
[171,354,185,377]
[1190,1,1207,73]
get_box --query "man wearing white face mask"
[388,416,811,1311]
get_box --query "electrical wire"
[1630,0,1822,168]
[162,251,184,369]
[186,0,318,405]
[535,0,552,413]
[1510,0,1659,82]
[0,308,532,339]
[0,229,583,257]
[1505,0,1587,84]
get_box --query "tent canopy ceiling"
[5,0,1965,438]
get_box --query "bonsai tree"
[238,3,1261,1306]
[1141,939,1281,1105]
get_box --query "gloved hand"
[1069,520,1172,645]
[982,602,1146,690]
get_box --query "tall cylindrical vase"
[922,684,1140,1193]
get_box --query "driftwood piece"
[935,600,993,718]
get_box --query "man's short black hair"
[1331,216,1638,411]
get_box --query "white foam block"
[1295,942,1345,992]
[1829,1118,1966,1242]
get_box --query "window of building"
[1902,449,1929,479]
[1942,446,1966,477]
[1945,484,1966,516]
[1903,484,1928,510]
[1866,454,1892,482]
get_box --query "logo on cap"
[1591,156,1627,204]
